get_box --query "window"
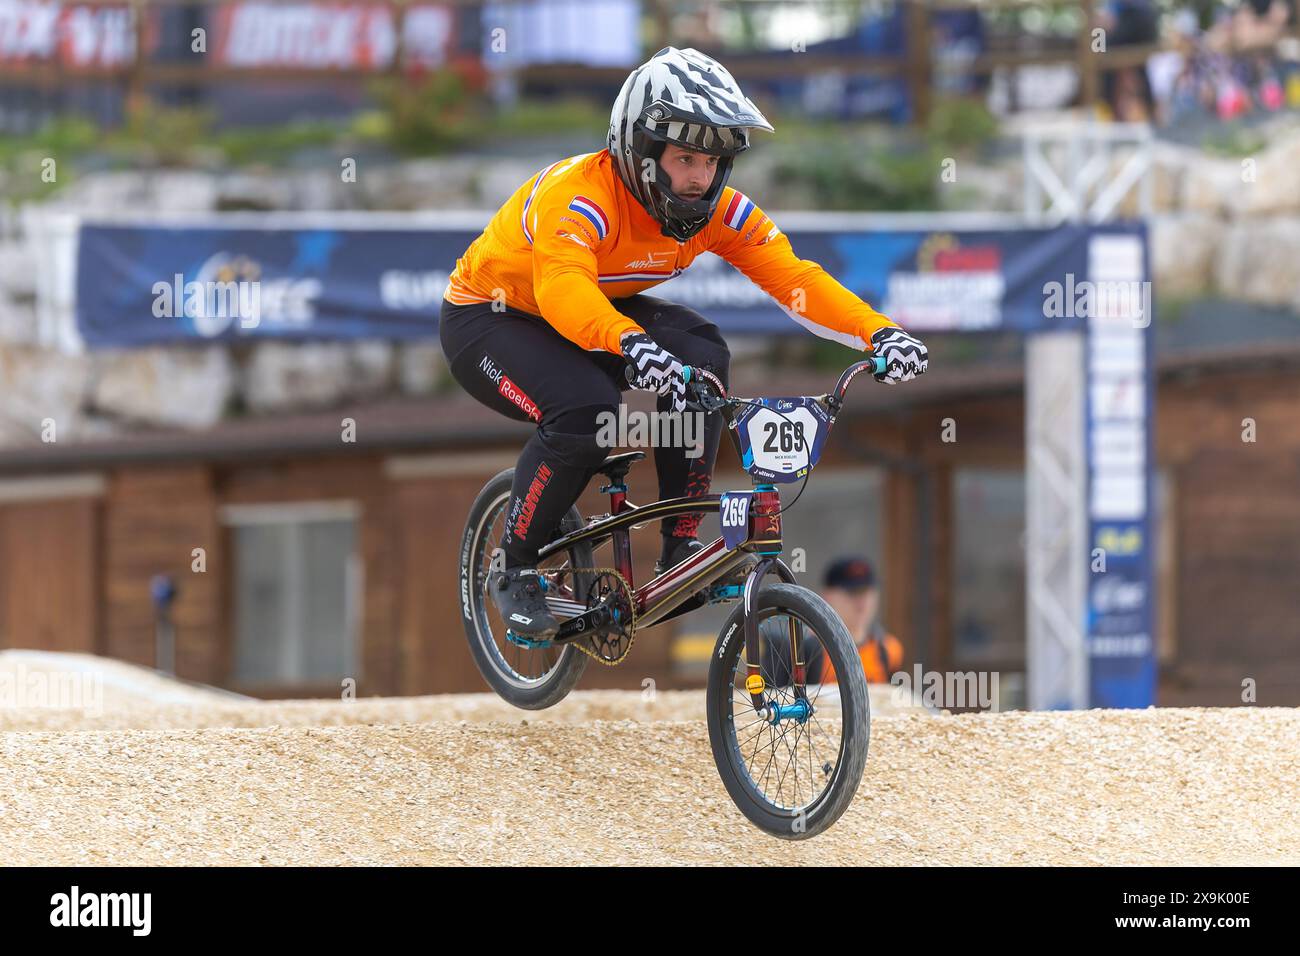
[224,502,361,687]
[953,469,1026,667]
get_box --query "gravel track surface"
[3,653,1296,865]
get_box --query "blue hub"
[767,698,813,725]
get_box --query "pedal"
[708,584,744,603]
[505,629,553,649]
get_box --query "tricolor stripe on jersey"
[597,268,684,283]
[521,161,561,245]
[566,196,610,241]
[722,191,755,231]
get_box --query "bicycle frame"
[537,493,751,630]
[535,356,886,710]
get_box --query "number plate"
[720,491,753,550]
[734,397,831,483]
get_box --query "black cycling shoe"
[491,567,559,639]
[654,536,760,584]
[654,536,705,576]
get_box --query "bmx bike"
[458,356,889,839]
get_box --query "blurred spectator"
[1156,0,1296,124]
[1148,8,1201,122]
[1098,0,1160,121]
[815,557,903,685]
[758,555,903,687]
[738,3,987,124]
[1232,0,1294,53]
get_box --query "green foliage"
[213,120,343,166]
[764,106,997,212]
[1155,293,1193,325]
[771,128,941,211]
[0,115,99,162]
[368,70,481,156]
[108,103,216,166]
[0,91,611,188]
[1201,124,1267,158]
[487,99,607,140]
[365,75,607,156]
[0,117,101,202]
[926,98,999,154]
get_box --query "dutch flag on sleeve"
[567,196,609,241]
[723,191,755,231]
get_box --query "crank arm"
[552,604,620,643]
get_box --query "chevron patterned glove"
[869,326,929,384]
[621,332,688,413]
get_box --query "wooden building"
[1,330,1297,707]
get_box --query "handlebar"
[682,355,889,415]
[625,355,890,415]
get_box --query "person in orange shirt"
[817,557,903,685]
[440,47,929,639]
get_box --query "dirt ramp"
[0,681,924,732]
[2,707,1296,865]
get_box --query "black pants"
[440,294,731,567]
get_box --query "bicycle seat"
[595,451,645,483]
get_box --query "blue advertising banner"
[658,223,1109,334]
[76,225,479,347]
[1083,229,1156,709]
[77,220,1139,345]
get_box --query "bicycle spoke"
[725,608,852,813]
[771,717,804,806]
[770,725,796,805]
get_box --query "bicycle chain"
[550,566,637,667]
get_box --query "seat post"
[598,465,630,513]
[595,451,645,512]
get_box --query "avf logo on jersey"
[623,250,672,270]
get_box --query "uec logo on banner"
[150,253,321,337]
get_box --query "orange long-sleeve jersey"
[444,149,898,355]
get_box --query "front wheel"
[707,583,870,839]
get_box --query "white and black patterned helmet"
[609,46,773,241]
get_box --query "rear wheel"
[458,468,591,710]
[706,584,870,839]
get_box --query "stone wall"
[2,121,1297,446]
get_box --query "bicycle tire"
[706,583,870,839]
[458,468,591,710]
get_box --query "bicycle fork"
[739,487,808,724]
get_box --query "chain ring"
[554,567,637,666]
